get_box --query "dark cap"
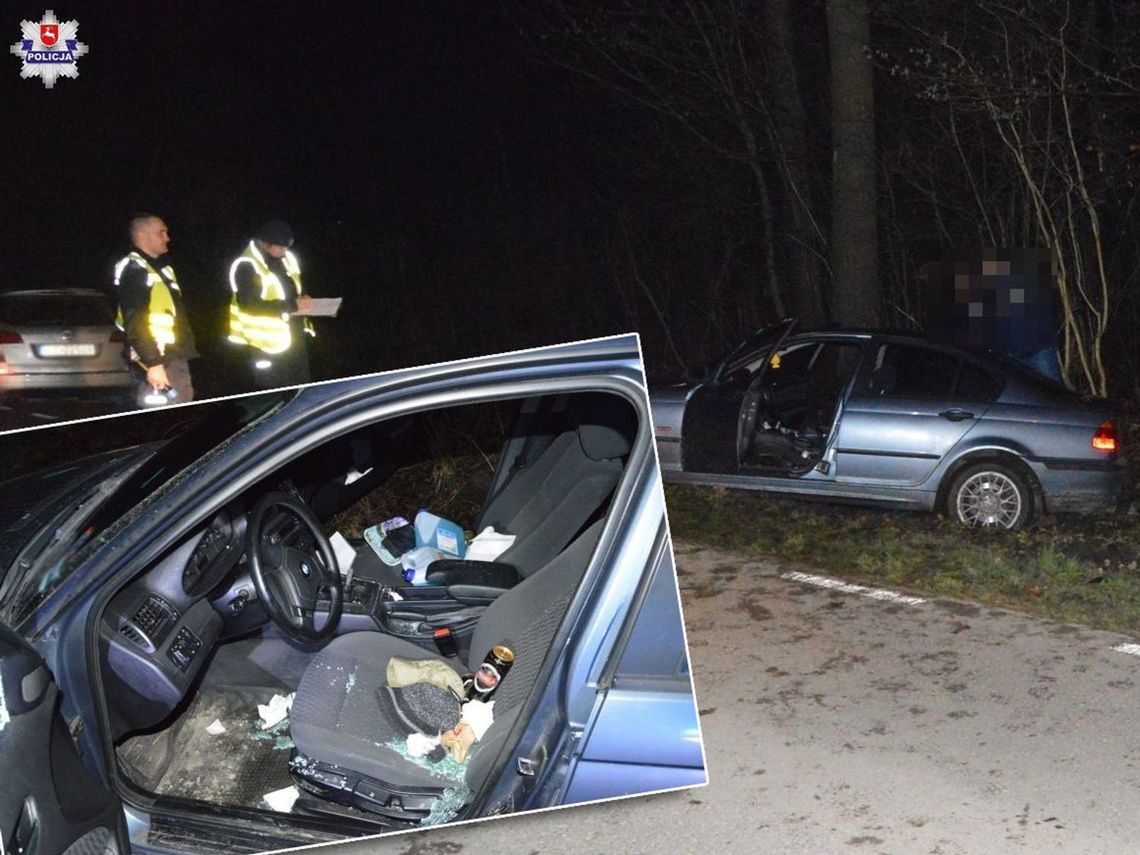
[255,219,294,248]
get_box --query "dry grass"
[665,483,1140,636]
[324,400,512,538]
[327,451,496,539]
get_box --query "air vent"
[118,621,151,651]
[119,595,178,652]
[134,595,177,636]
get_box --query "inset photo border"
[0,334,706,854]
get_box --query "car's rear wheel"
[947,462,1032,530]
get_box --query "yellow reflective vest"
[228,242,314,355]
[113,252,180,358]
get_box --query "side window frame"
[851,340,1001,403]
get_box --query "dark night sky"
[2,2,621,391]
[3,2,572,260]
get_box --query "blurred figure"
[113,214,198,406]
[227,219,315,390]
[926,248,1063,385]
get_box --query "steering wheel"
[737,380,772,461]
[246,491,343,642]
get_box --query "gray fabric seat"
[478,407,633,577]
[290,521,603,792]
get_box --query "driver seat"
[289,520,603,821]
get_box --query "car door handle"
[939,409,975,422]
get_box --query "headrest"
[576,398,636,461]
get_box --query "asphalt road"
[322,539,1140,855]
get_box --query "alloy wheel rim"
[956,471,1022,528]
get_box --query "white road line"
[1111,643,1140,657]
[780,570,926,606]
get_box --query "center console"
[316,556,521,661]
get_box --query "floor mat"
[117,723,178,792]
[123,687,295,809]
[199,632,312,693]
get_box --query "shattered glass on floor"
[116,687,295,809]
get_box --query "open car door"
[681,318,797,474]
[1,623,127,855]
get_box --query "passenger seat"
[477,403,634,578]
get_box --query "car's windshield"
[0,390,291,629]
[83,391,290,535]
[717,318,797,384]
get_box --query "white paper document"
[465,527,516,562]
[294,297,342,317]
[329,531,357,577]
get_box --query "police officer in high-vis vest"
[113,214,198,407]
[228,219,315,390]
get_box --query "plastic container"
[413,509,466,559]
[401,546,445,586]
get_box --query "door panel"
[681,381,745,474]
[835,342,996,486]
[836,396,979,485]
[565,543,704,803]
[682,320,798,474]
[1,623,125,855]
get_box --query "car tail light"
[1092,420,1118,452]
[110,329,124,343]
[0,331,22,345]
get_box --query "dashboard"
[99,500,254,739]
[182,507,241,597]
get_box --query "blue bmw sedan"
[652,321,1122,529]
[0,335,704,853]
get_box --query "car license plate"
[38,343,97,357]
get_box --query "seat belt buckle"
[432,626,458,658]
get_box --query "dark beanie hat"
[376,683,461,735]
[256,219,294,247]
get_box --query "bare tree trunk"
[763,0,827,324]
[740,127,787,320]
[827,0,878,327]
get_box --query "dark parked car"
[0,288,132,398]
[0,336,704,854]
[652,320,1123,529]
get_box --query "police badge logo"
[10,9,88,89]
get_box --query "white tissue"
[262,785,299,812]
[257,692,294,729]
[406,731,442,757]
[461,698,495,741]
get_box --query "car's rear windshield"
[0,293,114,326]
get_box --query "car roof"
[788,327,925,340]
[0,288,110,299]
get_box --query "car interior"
[738,340,863,475]
[104,389,638,829]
